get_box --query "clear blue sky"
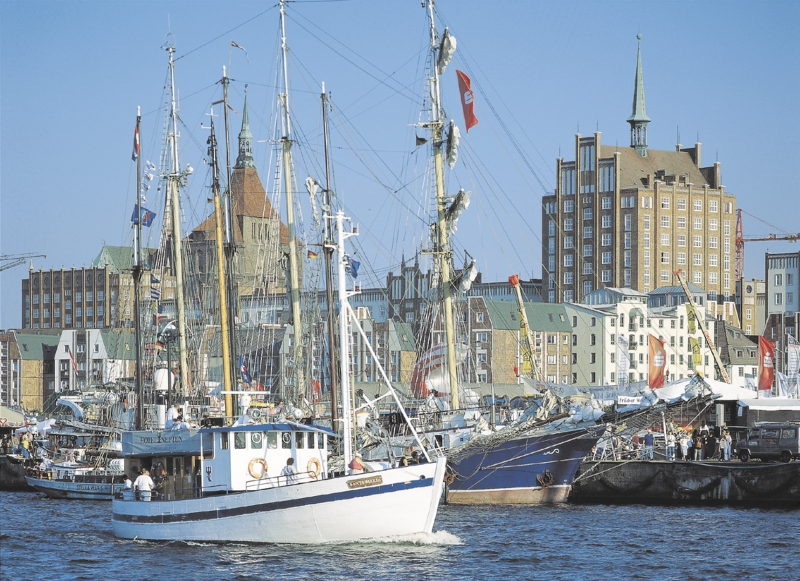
[2,0,798,329]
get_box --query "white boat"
[26,462,126,500]
[111,7,447,539]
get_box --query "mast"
[220,66,238,394]
[334,211,354,466]
[208,109,234,419]
[166,44,190,397]
[279,0,305,403]
[426,0,459,409]
[321,84,339,428]
[133,107,145,429]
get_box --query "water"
[1,490,798,580]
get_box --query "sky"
[2,0,799,330]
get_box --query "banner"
[618,395,643,406]
[455,70,478,132]
[787,335,800,382]
[648,334,666,388]
[686,302,697,335]
[617,335,630,385]
[758,336,775,391]
[689,337,702,370]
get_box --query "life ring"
[250,408,262,420]
[248,458,268,479]
[0,417,7,427]
[307,458,322,479]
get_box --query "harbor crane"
[735,209,799,280]
[0,253,46,272]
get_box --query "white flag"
[617,335,630,386]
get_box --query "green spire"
[627,34,650,157]
[235,95,256,169]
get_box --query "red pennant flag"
[456,70,478,133]
[757,336,775,391]
[648,334,667,388]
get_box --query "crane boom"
[673,269,731,384]
[509,274,542,381]
[0,253,46,272]
[735,209,798,279]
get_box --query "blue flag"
[348,257,360,279]
[239,355,252,385]
[151,274,160,284]
[131,204,156,227]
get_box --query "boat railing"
[245,470,320,491]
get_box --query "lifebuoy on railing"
[307,458,322,479]
[248,457,268,479]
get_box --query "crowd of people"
[592,422,735,462]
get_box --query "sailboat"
[111,3,446,542]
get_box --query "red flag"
[648,334,667,388]
[757,336,775,391]
[132,125,140,161]
[456,70,478,133]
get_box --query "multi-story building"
[764,251,800,372]
[10,329,60,412]
[542,37,736,307]
[563,285,718,386]
[716,320,759,389]
[54,329,137,392]
[0,331,21,407]
[736,278,766,337]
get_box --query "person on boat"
[1,434,9,454]
[643,429,655,460]
[166,405,180,429]
[123,474,135,500]
[692,431,703,461]
[348,453,365,474]
[280,458,298,485]
[133,469,156,501]
[666,432,676,461]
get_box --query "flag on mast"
[455,70,478,133]
[132,125,140,161]
[757,336,775,392]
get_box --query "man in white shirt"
[133,469,156,501]
[165,405,180,429]
[280,458,298,485]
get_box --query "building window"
[724,220,730,235]
[724,238,731,253]
[788,292,794,304]
[621,196,635,208]
[583,245,593,258]
[709,272,718,285]
[583,281,593,295]
[693,271,702,284]
[602,196,612,210]
[677,216,686,229]
[709,254,718,267]
[548,238,555,254]
[644,270,651,285]
[602,215,611,228]
[584,208,593,220]
[624,233,631,249]
[644,234,650,249]
[661,252,670,264]
[678,234,686,247]
[583,226,593,238]
[564,254,574,267]
[694,236,703,248]
[602,269,612,283]
[624,250,631,267]
[564,290,574,302]
[624,214,632,231]
[602,234,612,247]
[694,254,702,266]
[694,217,702,230]
[545,202,557,214]
[564,236,574,249]
[694,199,702,211]
[677,198,686,210]
[564,272,574,284]
[562,168,576,195]
[661,233,669,246]
[775,274,783,286]
[709,219,718,231]
[710,200,718,213]
[624,269,631,286]
[602,251,611,265]
[661,270,670,282]
[564,218,574,231]
[548,221,556,236]
[661,197,670,209]
[661,216,670,228]
[548,256,555,271]
[643,215,650,230]
[775,293,783,305]
[644,251,650,267]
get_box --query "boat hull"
[26,475,124,500]
[1,455,32,490]
[571,460,800,506]
[446,429,598,505]
[112,457,446,543]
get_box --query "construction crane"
[508,274,543,381]
[735,209,799,280]
[673,269,731,384]
[0,253,46,272]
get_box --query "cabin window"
[234,432,246,449]
[221,433,229,450]
[251,432,263,449]
[267,432,278,449]
[281,432,292,449]
[307,433,315,449]
[781,429,797,439]
[295,432,305,449]
[318,433,325,449]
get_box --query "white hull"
[112,457,446,543]
[26,476,124,500]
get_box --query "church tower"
[627,34,650,157]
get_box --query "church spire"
[627,34,650,157]
[235,94,256,169]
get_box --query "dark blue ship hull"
[446,428,599,504]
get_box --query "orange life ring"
[248,458,268,479]
[307,457,322,479]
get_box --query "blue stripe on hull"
[448,430,598,493]
[113,475,434,524]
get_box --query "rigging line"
[175,5,278,62]
[286,11,424,106]
[740,209,791,236]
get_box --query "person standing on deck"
[644,429,655,460]
[666,432,676,461]
[134,469,155,501]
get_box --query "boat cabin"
[119,423,336,501]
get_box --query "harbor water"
[0,490,797,580]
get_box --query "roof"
[627,37,650,124]
[600,145,709,191]
[484,299,571,332]
[92,245,158,273]
[649,282,705,296]
[738,398,800,411]
[100,330,137,360]
[12,330,61,360]
[391,321,416,351]
[192,167,288,245]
